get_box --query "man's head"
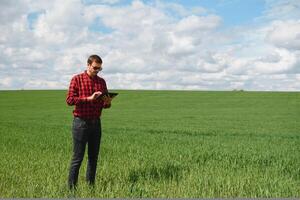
[87,54,103,77]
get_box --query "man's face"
[87,61,102,76]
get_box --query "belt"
[74,116,99,123]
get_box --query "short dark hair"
[87,55,102,65]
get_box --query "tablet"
[107,92,118,98]
[96,92,118,100]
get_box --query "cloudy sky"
[1,0,300,91]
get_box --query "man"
[66,54,112,189]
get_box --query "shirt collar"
[84,70,97,80]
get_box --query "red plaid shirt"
[66,71,110,119]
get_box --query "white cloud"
[0,0,300,91]
[33,0,87,45]
[0,77,13,88]
[252,48,297,74]
[86,1,169,33]
[0,1,28,25]
[175,15,221,33]
[264,0,300,20]
[266,20,300,50]
[98,0,121,4]
[24,79,63,89]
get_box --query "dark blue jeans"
[68,117,102,189]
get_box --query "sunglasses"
[92,66,102,71]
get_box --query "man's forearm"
[66,96,88,106]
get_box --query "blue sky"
[170,0,266,26]
[81,0,267,26]
[1,0,300,90]
[79,0,269,39]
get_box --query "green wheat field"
[0,90,299,198]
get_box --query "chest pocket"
[93,81,104,93]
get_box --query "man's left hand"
[103,96,112,105]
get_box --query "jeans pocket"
[72,118,87,141]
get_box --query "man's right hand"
[87,91,102,101]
